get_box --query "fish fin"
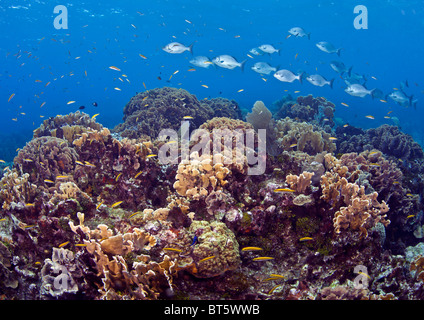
[329,78,334,89]
[336,48,342,57]
[370,88,376,99]
[188,43,194,55]
[409,94,414,106]
[277,49,281,56]
[240,60,247,72]
[347,66,353,77]
[298,72,304,84]
[307,32,311,40]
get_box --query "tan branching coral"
[320,154,390,239]
[286,171,314,193]
[0,168,37,210]
[173,152,231,200]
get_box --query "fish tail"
[188,43,194,55]
[329,78,334,89]
[336,48,342,57]
[297,72,304,84]
[240,60,247,72]
[307,32,311,40]
[370,88,376,99]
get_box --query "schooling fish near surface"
[288,27,311,39]
[345,84,375,98]
[251,62,277,75]
[316,41,342,56]
[306,74,334,88]
[273,69,303,83]
[212,55,246,71]
[189,56,214,68]
[162,42,194,54]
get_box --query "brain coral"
[188,220,240,278]
[113,87,214,139]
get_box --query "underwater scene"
[1,0,424,303]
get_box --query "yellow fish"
[139,54,147,59]
[341,102,349,107]
[329,137,338,141]
[269,274,285,279]
[67,100,76,105]
[201,84,209,88]
[56,175,69,180]
[146,154,157,158]
[183,116,194,120]
[115,173,122,182]
[299,237,313,242]
[129,211,142,218]
[25,203,35,207]
[241,247,263,252]
[96,201,104,210]
[289,143,297,148]
[8,93,15,102]
[273,188,295,193]
[114,87,121,91]
[343,124,349,128]
[134,171,143,179]
[44,179,54,184]
[58,241,70,248]
[406,193,414,197]
[252,257,274,261]
[406,214,415,219]
[110,201,123,208]
[365,115,375,120]
[163,248,183,253]
[75,244,87,247]
[237,89,244,93]
[187,68,196,72]
[268,284,282,294]
[91,113,99,119]
[198,256,215,263]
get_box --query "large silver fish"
[316,41,341,56]
[162,42,193,54]
[258,44,280,55]
[306,74,333,88]
[330,61,351,74]
[212,55,246,71]
[251,62,277,75]
[345,84,374,97]
[273,69,302,83]
[189,56,213,68]
[388,90,413,107]
[288,27,310,39]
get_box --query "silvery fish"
[316,41,341,56]
[345,84,375,97]
[258,44,280,55]
[306,74,334,88]
[189,56,213,68]
[251,62,277,75]
[273,69,302,83]
[212,55,246,71]
[162,42,193,54]
[330,61,351,74]
[388,90,413,107]
[288,27,311,39]
[249,47,264,56]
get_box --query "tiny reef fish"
[241,247,263,251]
[299,237,313,242]
[58,241,70,248]
[163,248,183,253]
[110,201,123,208]
[252,257,274,261]
[198,256,215,263]
[273,188,295,193]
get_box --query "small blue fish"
[190,235,198,246]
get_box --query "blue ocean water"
[1,0,423,161]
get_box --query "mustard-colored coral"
[285,171,314,193]
[173,151,231,200]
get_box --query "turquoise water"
[1,0,423,156]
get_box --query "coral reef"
[1,88,424,301]
[113,87,214,139]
